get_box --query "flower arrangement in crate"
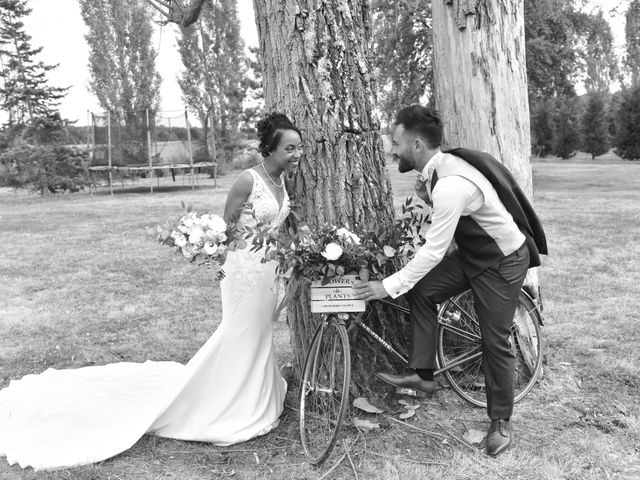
[154,205,254,281]
[256,197,431,286]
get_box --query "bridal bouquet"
[155,207,249,280]
[258,197,431,284]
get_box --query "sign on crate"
[310,275,366,313]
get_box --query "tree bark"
[432,0,532,196]
[253,0,408,394]
[432,0,540,291]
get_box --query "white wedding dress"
[0,168,290,471]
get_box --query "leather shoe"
[374,372,436,396]
[486,419,512,457]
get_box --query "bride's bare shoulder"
[230,169,255,194]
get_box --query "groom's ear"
[413,137,424,152]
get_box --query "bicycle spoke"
[435,345,482,375]
[438,321,482,343]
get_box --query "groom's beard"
[397,154,414,173]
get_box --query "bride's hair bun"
[257,112,302,157]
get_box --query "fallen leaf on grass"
[353,397,384,414]
[398,399,420,410]
[462,428,486,445]
[398,398,420,419]
[399,409,416,420]
[353,417,380,431]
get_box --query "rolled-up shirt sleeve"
[382,176,478,298]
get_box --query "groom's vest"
[430,148,547,278]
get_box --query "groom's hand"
[353,281,389,301]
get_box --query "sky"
[13,0,627,125]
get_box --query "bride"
[0,112,303,471]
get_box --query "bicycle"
[298,285,544,465]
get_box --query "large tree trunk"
[254,0,408,394]
[432,0,541,292]
[432,0,532,195]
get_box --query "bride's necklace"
[261,162,284,188]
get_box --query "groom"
[353,105,547,457]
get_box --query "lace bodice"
[238,168,290,230]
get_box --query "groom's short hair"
[395,105,443,149]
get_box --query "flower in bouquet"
[155,207,248,281]
[171,231,188,247]
[257,222,369,284]
[335,227,361,245]
[383,245,397,258]
[257,197,431,285]
[298,225,316,248]
[321,242,343,261]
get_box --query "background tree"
[144,0,207,27]
[580,10,618,95]
[80,0,160,164]
[625,0,640,87]
[0,0,66,126]
[177,0,247,166]
[530,98,556,157]
[581,93,610,160]
[553,96,582,159]
[238,46,265,136]
[81,0,160,116]
[0,0,90,195]
[523,0,618,158]
[524,0,581,104]
[371,0,432,129]
[614,85,640,160]
[254,0,402,391]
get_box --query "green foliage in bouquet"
[255,197,431,285]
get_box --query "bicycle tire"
[436,289,543,408]
[299,315,351,466]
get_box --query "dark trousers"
[406,243,529,419]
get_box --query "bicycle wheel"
[299,315,351,466]
[436,289,543,407]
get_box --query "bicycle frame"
[352,316,408,367]
[351,288,541,378]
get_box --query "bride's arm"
[223,170,253,223]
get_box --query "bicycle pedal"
[395,387,434,399]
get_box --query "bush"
[0,145,92,194]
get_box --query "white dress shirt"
[382,153,484,299]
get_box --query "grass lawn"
[1,155,639,479]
